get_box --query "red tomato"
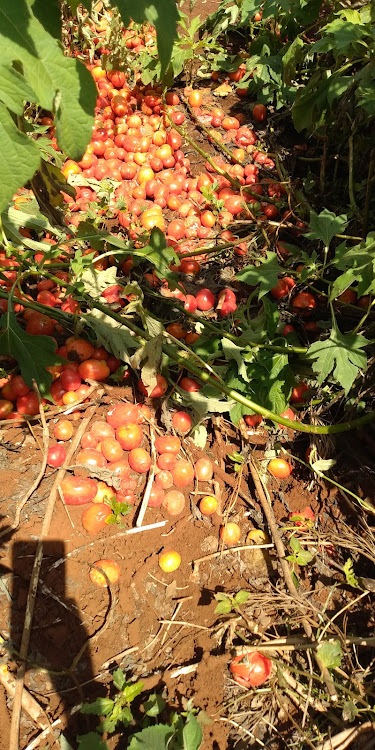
[137,374,168,398]
[220,522,241,545]
[107,459,130,479]
[252,104,267,122]
[217,288,237,317]
[244,414,263,427]
[91,420,115,440]
[76,449,107,469]
[25,314,55,337]
[289,506,314,530]
[268,458,292,478]
[292,292,317,312]
[271,277,295,299]
[147,483,165,507]
[157,453,177,471]
[155,435,181,454]
[155,470,173,489]
[171,459,194,487]
[194,458,213,481]
[66,339,95,362]
[90,559,121,587]
[100,438,124,462]
[188,90,203,107]
[172,411,192,433]
[9,375,30,397]
[60,369,82,391]
[78,359,110,381]
[230,652,271,687]
[128,448,151,474]
[82,504,113,534]
[290,382,309,403]
[179,377,201,392]
[47,444,66,468]
[106,402,141,429]
[278,407,295,428]
[282,324,296,336]
[196,288,215,311]
[116,423,143,450]
[0,400,15,418]
[61,476,98,505]
[16,392,39,415]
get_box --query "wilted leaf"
[318,640,342,669]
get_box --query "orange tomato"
[220,522,241,545]
[159,550,181,573]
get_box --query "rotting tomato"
[155,470,173,489]
[163,489,185,515]
[220,522,241,545]
[89,559,121,587]
[268,458,292,478]
[289,506,314,530]
[230,652,271,687]
[82,504,113,534]
[61,476,98,505]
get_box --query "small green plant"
[214,589,250,614]
[286,536,314,588]
[105,496,132,525]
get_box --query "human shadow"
[10,540,98,747]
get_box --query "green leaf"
[0,303,64,397]
[97,717,117,734]
[77,733,109,750]
[183,712,203,750]
[115,0,179,75]
[214,599,232,614]
[123,681,144,704]
[307,325,367,394]
[331,233,375,298]
[144,693,166,717]
[305,209,348,247]
[318,641,342,670]
[234,590,250,605]
[343,558,360,589]
[112,668,126,691]
[127,724,175,750]
[177,385,234,419]
[0,102,40,212]
[80,698,114,716]
[2,199,58,238]
[190,424,207,449]
[135,227,179,287]
[130,334,163,394]
[84,309,140,364]
[80,266,118,298]
[282,36,304,85]
[222,338,248,381]
[235,252,283,299]
[0,65,38,114]
[342,700,358,723]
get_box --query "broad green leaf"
[305,209,348,247]
[0,65,38,114]
[214,599,232,614]
[144,693,166,717]
[77,733,109,750]
[122,681,144,704]
[84,309,140,364]
[177,385,234,419]
[234,590,250,605]
[80,266,118,298]
[130,334,163,394]
[127,724,175,750]
[292,70,330,131]
[322,18,371,54]
[235,252,283,299]
[80,698,114,716]
[307,326,367,394]
[97,717,117,734]
[0,102,40,212]
[222,338,248,381]
[2,199,58,237]
[115,0,179,75]
[112,668,126,691]
[318,641,342,669]
[135,227,179,287]
[183,712,203,750]
[27,0,61,38]
[0,303,64,397]
[282,36,304,85]
[331,233,375,298]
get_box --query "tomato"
[166,323,187,340]
[278,407,295,428]
[16,392,39,415]
[9,375,30,397]
[91,421,115,440]
[107,459,130,479]
[337,288,357,305]
[82,504,113,534]
[47,444,66,468]
[159,550,181,573]
[172,411,192,433]
[129,448,151,474]
[61,476,98,505]
[196,288,215,311]
[290,382,309,403]
[137,404,152,423]
[78,359,110,382]
[90,559,121,587]
[171,459,194,487]
[163,489,185,515]
[282,324,296,336]
[188,90,203,107]
[179,376,201,392]
[155,470,173,489]
[217,288,237,317]
[60,369,82,392]
[25,313,55,337]
[147,483,165,508]
[194,458,213,481]
[236,127,256,147]
[66,339,95,362]
[100,437,124,462]
[0,400,14,418]
[268,458,292,478]
[116,423,143,450]
[93,481,116,505]
[230,652,271,687]
[252,104,267,122]
[106,402,141,429]
[357,296,371,309]
[155,435,181,455]
[222,116,240,131]
[289,506,314,530]
[271,277,295,299]
[292,291,316,312]
[157,453,177,471]
[244,414,263,427]
[140,373,168,399]
[199,495,218,516]
[50,379,65,405]
[220,522,241,545]
[225,195,244,216]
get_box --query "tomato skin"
[155,470,173,489]
[90,559,121,587]
[47,444,66,468]
[163,489,185,515]
[268,458,292,478]
[159,550,181,573]
[78,359,110,381]
[194,458,213,481]
[77,449,107,469]
[252,104,267,122]
[155,435,181,454]
[157,453,177,471]
[199,495,218,516]
[106,402,141,429]
[230,652,271,687]
[138,374,168,398]
[220,522,241,545]
[129,448,151,474]
[53,420,73,441]
[91,420,115,440]
[61,476,98,505]
[244,414,263,428]
[147,483,165,507]
[82,504,113,534]
[196,288,215,311]
[17,392,39,415]
[100,437,124,462]
[290,382,309,403]
[271,277,295,299]
[116,423,143,450]
[179,377,201,392]
[292,291,317,312]
[172,411,192,433]
[171,459,194,487]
